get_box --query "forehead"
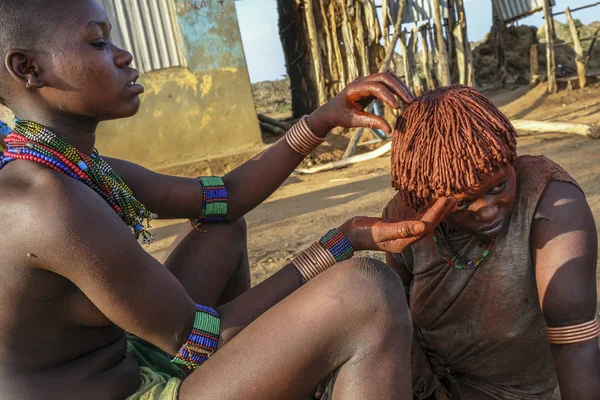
[55,0,109,33]
[456,164,513,198]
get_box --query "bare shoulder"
[534,180,591,225]
[383,192,417,222]
[0,160,122,271]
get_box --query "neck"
[13,109,99,155]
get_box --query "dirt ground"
[146,83,600,307]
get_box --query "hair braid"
[391,85,517,210]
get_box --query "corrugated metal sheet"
[99,0,186,73]
[495,0,555,22]
[387,0,449,24]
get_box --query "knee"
[229,216,247,238]
[325,258,411,333]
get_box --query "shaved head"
[0,0,72,105]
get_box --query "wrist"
[306,108,335,138]
[338,219,359,251]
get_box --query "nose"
[473,199,499,222]
[114,45,134,68]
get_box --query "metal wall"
[495,0,555,22]
[99,0,186,73]
[386,0,449,24]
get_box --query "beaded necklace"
[433,227,497,270]
[0,120,156,243]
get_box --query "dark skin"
[386,164,600,400]
[0,1,458,399]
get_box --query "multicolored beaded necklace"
[433,226,497,270]
[0,120,156,243]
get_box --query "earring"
[25,83,30,89]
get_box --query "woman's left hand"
[305,72,415,137]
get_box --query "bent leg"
[162,218,250,307]
[179,258,413,400]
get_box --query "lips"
[125,70,144,94]
[127,71,140,88]
[478,219,505,234]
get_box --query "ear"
[5,49,46,89]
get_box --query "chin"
[103,99,142,120]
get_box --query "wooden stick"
[297,141,393,174]
[259,122,286,137]
[542,0,557,93]
[258,114,291,130]
[553,1,600,16]
[584,26,600,61]
[565,7,587,89]
[512,120,599,139]
[554,34,600,48]
[304,0,328,106]
[433,0,451,86]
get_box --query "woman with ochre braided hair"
[0,0,459,399]
[382,85,599,400]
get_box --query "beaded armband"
[319,229,355,262]
[292,228,355,282]
[546,319,600,345]
[189,176,228,231]
[284,116,325,157]
[172,304,221,369]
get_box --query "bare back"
[0,160,138,399]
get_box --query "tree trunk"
[277,0,316,117]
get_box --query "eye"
[92,41,109,50]
[488,181,507,194]
[456,199,471,210]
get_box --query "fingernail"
[413,223,425,234]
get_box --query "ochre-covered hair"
[391,85,517,210]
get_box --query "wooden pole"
[380,0,407,73]
[337,0,360,82]
[354,3,370,77]
[329,1,347,89]
[542,0,557,93]
[419,24,435,90]
[304,0,328,106]
[455,0,472,85]
[399,30,414,92]
[411,25,424,95]
[530,44,540,86]
[343,0,407,159]
[565,7,587,89]
[432,0,451,85]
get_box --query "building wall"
[93,0,263,168]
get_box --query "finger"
[376,220,427,242]
[362,72,416,105]
[347,81,401,110]
[419,197,457,228]
[351,113,392,134]
[390,72,417,104]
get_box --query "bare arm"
[382,206,414,302]
[533,181,600,400]
[105,73,416,221]
[24,167,452,354]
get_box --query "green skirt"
[126,335,187,400]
